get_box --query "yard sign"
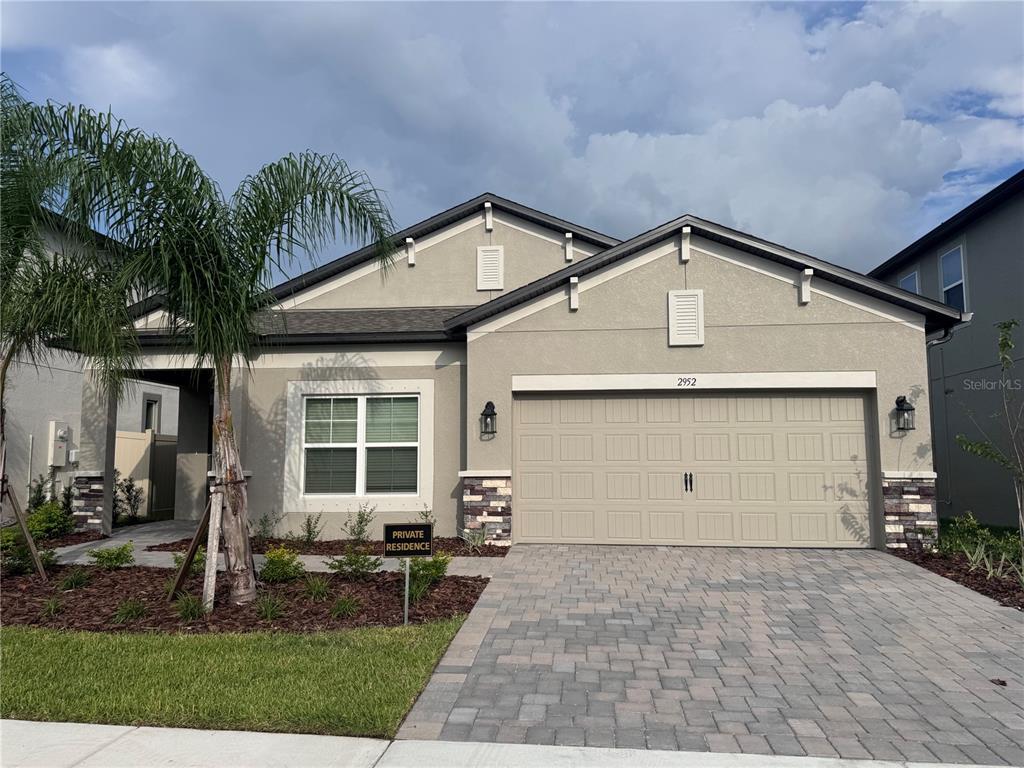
[383,523,433,624]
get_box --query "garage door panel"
[740,512,778,543]
[514,392,872,547]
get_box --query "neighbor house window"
[303,395,418,495]
[940,246,966,311]
[898,271,918,294]
[143,398,161,431]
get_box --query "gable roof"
[869,169,1024,279]
[447,214,965,335]
[268,192,620,305]
[129,192,619,320]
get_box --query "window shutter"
[668,289,704,346]
[477,246,504,290]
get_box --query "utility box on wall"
[47,420,69,467]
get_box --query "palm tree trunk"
[213,357,256,604]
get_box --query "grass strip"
[0,617,463,738]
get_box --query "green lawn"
[0,618,463,738]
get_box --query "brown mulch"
[146,536,509,558]
[894,549,1024,611]
[39,530,106,549]
[0,565,487,633]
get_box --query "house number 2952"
[676,377,697,387]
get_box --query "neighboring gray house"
[3,356,180,516]
[871,169,1024,528]
[77,193,962,550]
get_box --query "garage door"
[514,392,872,547]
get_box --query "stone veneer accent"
[461,476,511,546]
[71,471,105,532]
[882,474,938,551]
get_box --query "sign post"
[383,523,434,626]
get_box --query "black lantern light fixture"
[480,401,497,436]
[894,396,916,432]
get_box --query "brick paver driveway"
[400,545,1024,764]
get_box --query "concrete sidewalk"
[0,720,1003,768]
[53,520,502,577]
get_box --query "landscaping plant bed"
[39,530,106,549]
[147,535,509,557]
[894,549,1024,610]
[1,565,487,633]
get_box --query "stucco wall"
[465,235,933,484]
[292,212,599,310]
[240,345,466,538]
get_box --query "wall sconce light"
[480,401,497,436]
[894,396,916,431]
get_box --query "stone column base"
[71,471,105,532]
[882,471,938,551]
[461,475,512,546]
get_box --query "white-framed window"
[940,245,966,311]
[284,378,434,516]
[302,395,419,496]
[898,271,918,294]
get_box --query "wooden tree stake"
[166,496,211,602]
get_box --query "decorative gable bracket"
[680,225,692,264]
[405,237,416,267]
[799,268,813,305]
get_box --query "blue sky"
[3,1,1022,272]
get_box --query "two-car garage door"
[513,392,873,547]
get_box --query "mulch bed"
[147,536,509,558]
[1,565,487,633]
[39,530,106,549]
[894,549,1024,611]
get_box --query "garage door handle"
[683,472,693,493]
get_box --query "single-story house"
[74,193,964,549]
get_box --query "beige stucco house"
[75,193,963,550]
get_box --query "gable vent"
[668,289,704,346]
[477,246,504,291]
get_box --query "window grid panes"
[303,395,418,495]
[940,246,966,312]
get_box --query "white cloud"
[63,43,171,109]
[2,1,1021,271]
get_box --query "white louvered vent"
[477,246,504,291]
[667,289,704,346]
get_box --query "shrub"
[304,575,330,602]
[330,595,361,619]
[415,504,437,527]
[409,553,451,602]
[942,512,1023,569]
[59,484,75,517]
[58,568,91,591]
[26,501,75,541]
[253,510,283,543]
[175,593,205,622]
[112,598,146,624]
[259,545,305,583]
[325,550,381,580]
[27,474,49,512]
[41,597,62,618]
[255,593,284,620]
[1,533,56,575]
[289,513,324,546]
[118,476,145,523]
[342,503,376,544]
[0,527,15,552]
[460,527,487,556]
[172,546,207,576]
[87,542,135,569]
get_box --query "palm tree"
[1,75,138,570]
[32,99,397,604]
